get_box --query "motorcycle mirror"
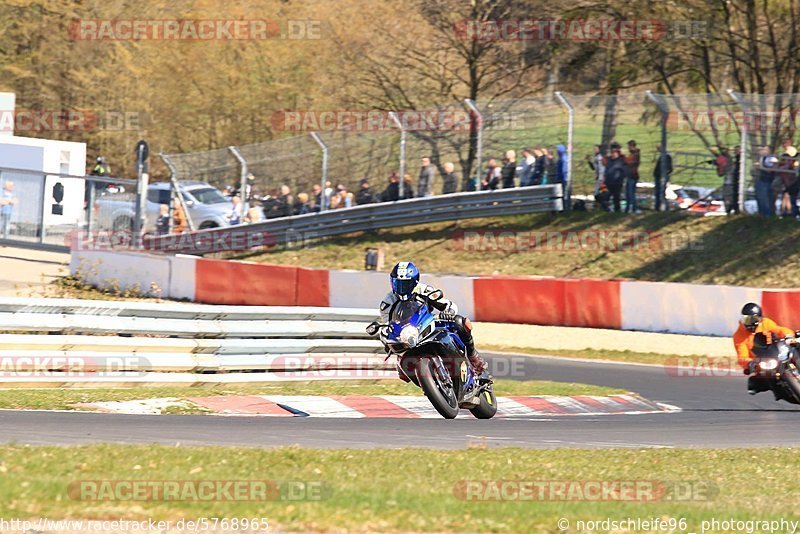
[427,289,443,301]
[365,321,380,336]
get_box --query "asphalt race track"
[2,352,800,449]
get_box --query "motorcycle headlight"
[759,359,779,371]
[399,325,419,347]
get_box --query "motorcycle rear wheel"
[416,357,460,419]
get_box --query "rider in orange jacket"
[734,302,796,396]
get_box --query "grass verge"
[230,210,800,288]
[484,344,733,365]
[0,380,625,412]
[0,444,796,532]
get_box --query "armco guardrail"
[145,184,563,255]
[0,297,387,383]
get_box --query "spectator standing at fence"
[501,150,516,188]
[755,146,777,217]
[356,179,376,205]
[311,184,323,211]
[0,180,16,238]
[531,148,545,185]
[779,144,799,219]
[418,157,436,197]
[172,202,187,234]
[245,201,263,223]
[555,144,567,191]
[381,172,400,202]
[653,143,673,211]
[481,159,500,190]
[624,140,640,213]
[587,145,605,196]
[155,204,170,235]
[276,185,294,217]
[604,142,628,213]
[442,162,458,194]
[293,193,312,215]
[329,184,347,209]
[227,195,242,225]
[91,156,110,177]
[402,174,416,199]
[519,148,536,187]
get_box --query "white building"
[0,91,87,229]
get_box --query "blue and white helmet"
[390,261,420,300]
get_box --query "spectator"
[779,143,799,218]
[329,184,348,209]
[245,202,263,223]
[402,174,415,199]
[0,180,16,238]
[652,143,673,211]
[501,150,516,188]
[531,148,545,185]
[356,179,376,205]
[276,185,294,217]
[311,183,323,211]
[442,162,458,194]
[172,202,187,234]
[380,172,400,202]
[322,181,334,210]
[227,195,242,225]
[346,192,355,208]
[481,159,500,190]
[261,188,282,219]
[555,144,567,190]
[755,146,777,217]
[294,193,312,215]
[544,148,557,185]
[91,156,110,177]
[604,142,629,212]
[587,145,605,196]
[519,148,536,187]
[418,157,436,197]
[624,140,640,213]
[155,204,170,235]
[724,146,742,214]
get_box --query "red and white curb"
[79,394,680,418]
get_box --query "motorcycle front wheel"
[782,364,800,403]
[416,356,460,419]
[469,388,498,419]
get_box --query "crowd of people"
[223,149,570,225]
[586,139,649,213]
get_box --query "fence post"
[309,132,329,211]
[388,111,406,198]
[159,153,195,232]
[727,89,747,213]
[228,146,249,218]
[464,99,483,184]
[646,91,670,211]
[554,92,574,211]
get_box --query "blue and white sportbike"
[366,290,496,419]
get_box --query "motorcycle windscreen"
[390,300,425,324]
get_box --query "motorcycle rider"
[380,261,487,377]
[734,302,797,396]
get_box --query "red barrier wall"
[474,277,566,325]
[195,259,298,305]
[474,276,621,328]
[297,267,330,307]
[563,278,621,329]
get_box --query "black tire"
[783,365,800,402]
[469,388,498,419]
[416,356,459,419]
